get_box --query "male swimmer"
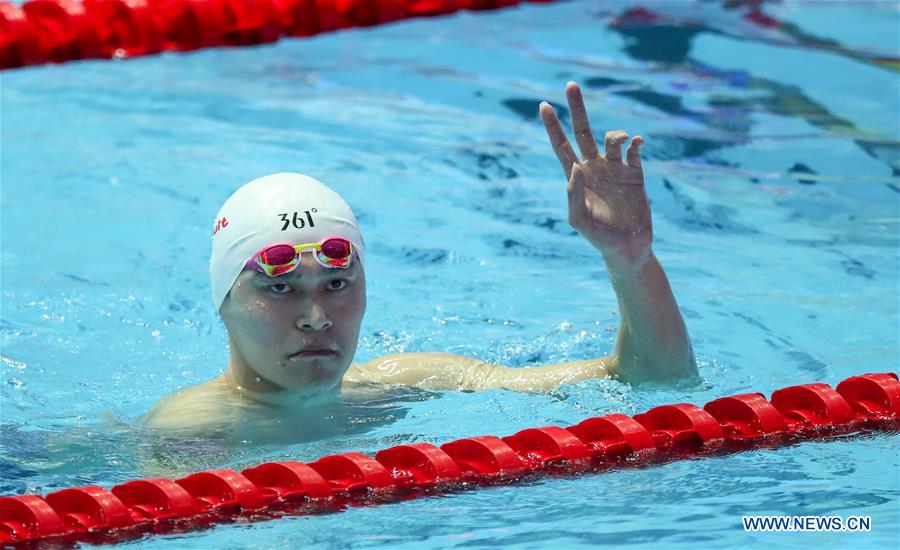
[141,82,696,430]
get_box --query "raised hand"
[540,82,652,264]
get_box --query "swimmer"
[141,82,696,431]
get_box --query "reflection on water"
[601,5,898,175]
[0,385,438,491]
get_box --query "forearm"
[462,357,611,392]
[603,248,696,383]
[350,353,611,392]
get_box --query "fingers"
[625,135,644,168]
[542,84,643,179]
[568,163,587,223]
[604,130,629,162]
[540,101,579,180]
[565,82,601,161]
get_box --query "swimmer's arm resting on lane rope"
[344,353,614,392]
[535,82,696,385]
[345,245,692,391]
[344,247,694,391]
[348,82,697,390]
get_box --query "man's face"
[219,253,366,393]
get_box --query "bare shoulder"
[139,377,236,430]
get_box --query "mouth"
[289,349,338,359]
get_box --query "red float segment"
[440,436,528,480]
[0,2,44,69]
[704,393,788,440]
[501,426,591,468]
[770,383,859,432]
[633,404,726,452]
[150,0,280,50]
[152,0,227,51]
[836,373,900,422]
[175,469,266,512]
[566,413,656,460]
[43,486,139,532]
[375,443,464,487]
[331,0,407,28]
[110,478,201,521]
[0,495,71,543]
[307,452,396,493]
[464,0,519,11]
[219,0,281,45]
[241,461,333,503]
[274,0,343,36]
[405,0,462,17]
[22,0,102,62]
[82,0,163,58]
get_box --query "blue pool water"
[1,0,899,547]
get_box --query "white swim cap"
[209,172,365,312]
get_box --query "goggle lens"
[259,244,298,267]
[320,238,352,259]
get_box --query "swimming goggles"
[244,237,353,277]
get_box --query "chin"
[286,357,345,390]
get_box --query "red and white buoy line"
[0,0,558,70]
[1,372,897,545]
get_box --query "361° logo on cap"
[279,209,317,231]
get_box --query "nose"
[296,302,332,332]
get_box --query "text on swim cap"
[213,217,228,235]
[279,209,317,231]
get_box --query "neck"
[224,354,339,408]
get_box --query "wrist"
[601,244,653,273]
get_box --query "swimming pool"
[1,0,898,547]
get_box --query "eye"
[327,279,348,291]
[268,283,293,294]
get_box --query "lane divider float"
[1,372,897,544]
[0,0,553,69]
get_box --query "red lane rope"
[1,372,898,544]
[0,0,555,69]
